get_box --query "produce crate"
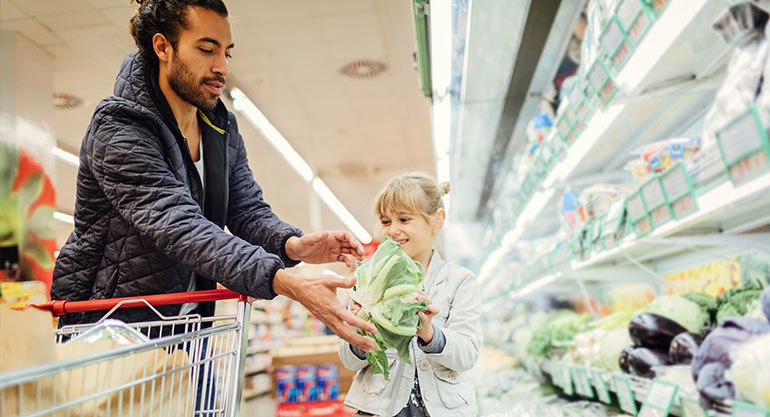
[587,57,619,106]
[641,174,673,229]
[642,0,672,18]
[626,189,652,237]
[616,0,655,47]
[715,105,770,185]
[599,16,633,72]
[660,161,698,219]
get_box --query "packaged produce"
[527,111,553,145]
[579,184,632,220]
[628,313,687,349]
[626,138,701,184]
[643,294,707,334]
[669,332,703,365]
[731,332,770,409]
[346,237,427,380]
[559,189,587,232]
[627,347,671,378]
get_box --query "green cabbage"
[643,295,707,334]
[347,236,427,380]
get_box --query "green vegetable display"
[526,311,589,358]
[347,237,427,380]
[643,295,707,334]
[716,286,763,323]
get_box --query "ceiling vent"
[340,60,387,79]
[53,92,83,110]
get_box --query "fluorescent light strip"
[53,211,74,225]
[510,273,559,298]
[501,189,555,246]
[230,88,314,182]
[312,178,372,244]
[52,147,79,167]
[430,0,453,210]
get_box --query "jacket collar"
[115,50,230,134]
[423,250,447,292]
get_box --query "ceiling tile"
[88,0,133,9]
[327,36,385,66]
[308,0,376,16]
[100,5,136,28]
[37,9,110,32]
[316,11,382,42]
[0,18,62,46]
[228,0,313,24]
[10,0,95,17]
[269,42,333,69]
[0,0,27,21]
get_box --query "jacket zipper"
[181,131,204,314]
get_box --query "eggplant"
[629,313,688,350]
[628,347,671,378]
[669,332,703,364]
[619,345,634,373]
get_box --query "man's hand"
[415,290,440,344]
[273,269,377,352]
[285,231,365,268]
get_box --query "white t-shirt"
[180,135,203,316]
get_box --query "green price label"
[680,396,710,417]
[550,362,561,387]
[732,401,770,417]
[562,365,573,395]
[613,373,638,415]
[574,367,594,398]
[591,369,612,404]
[639,380,679,417]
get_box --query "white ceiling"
[0,0,434,247]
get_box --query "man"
[51,0,376,353]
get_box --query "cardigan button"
[419,361,429,371]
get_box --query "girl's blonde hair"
[374,172,450,222]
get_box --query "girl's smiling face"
[379,208,443,268]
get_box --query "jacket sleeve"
[88,112,284,299]
[226,119,303,268]
[338,340,370,371]
[425,269,483,373]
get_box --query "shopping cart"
[0,289,252,417]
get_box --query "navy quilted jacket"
[52,51,302,325]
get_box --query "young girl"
[339,172,482,417]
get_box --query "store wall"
[0,30,57,293]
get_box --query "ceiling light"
[340,60,387,79]
[230,88,314,182]
[53,211,74,225]
[312,178,372,244]
[52,147,79,167]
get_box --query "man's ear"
[152,33,172,64]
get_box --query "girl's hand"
[350,302,362,316]
[415,291,440,344]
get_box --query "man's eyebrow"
[198,37,235,49]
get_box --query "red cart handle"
[27,289,248,317]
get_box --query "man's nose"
[213,52,229,78]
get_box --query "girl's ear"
[433,208,446,232]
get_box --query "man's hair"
[129,0,228,65]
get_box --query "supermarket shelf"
[508,0,731,242]
[247,345,270,355]
[574,171,770,272]
[242,387,271,401]
[245,366,268,377]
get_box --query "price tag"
[626,193,646,220]
[558,117,571,137]
[601,20,625,55]
[591,369,612,404]
[616,0,643,29]
[551,362,562,387]
[569,85,583,108]
[642,179,665,209]
[561,365,573,395]
[651,206,672,227]
[680,396,710,417]
[662,165,689,200]
[628,11,652,43]
[589,62,609,91]
[572,367,593,398]
[719,111,763,165]
[639,380,679,417]
[732,400,770,417]
[613,373,638,415]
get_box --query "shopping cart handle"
[27,289,247,317]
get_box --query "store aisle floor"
[243,396,276,416]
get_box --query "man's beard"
[167,53,223,111]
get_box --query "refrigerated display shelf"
[507,0,731,242]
